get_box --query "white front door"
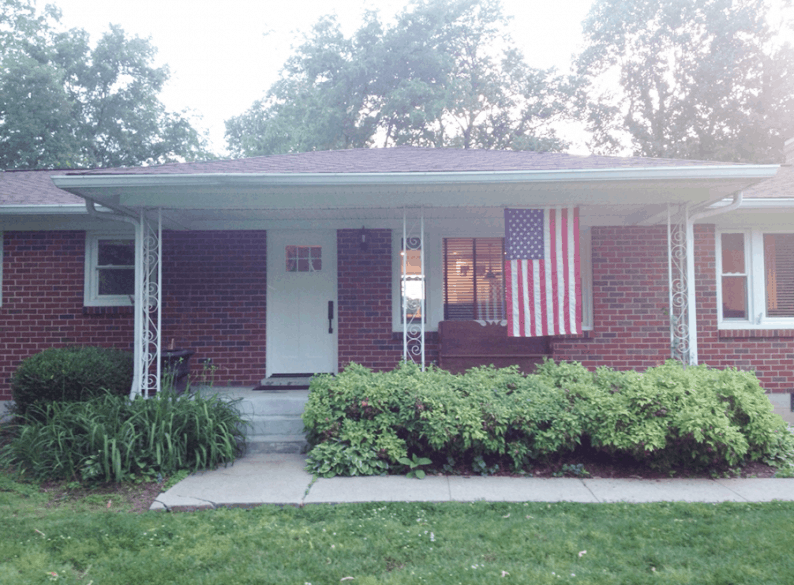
[266,230,337,375]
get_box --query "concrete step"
[197,388,311,454]
[235,391,310,417]
[247,415,305,436]
[247,435,309,454]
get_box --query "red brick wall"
[0,231,134,400]
[0,230,269,400]
[552,226,671,369]
[161,231,268,387]
[337,228,438,371]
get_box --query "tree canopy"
[0,0,210,169]
[225,0,574,157]
[576,0,794,163]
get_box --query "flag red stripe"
[548,208,557,336]
[561,208,570,334]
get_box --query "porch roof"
[0,147,771,228]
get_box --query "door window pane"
[287,246,321,272]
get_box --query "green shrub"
[1,390,246,483]
[304,360,792,477]
[11,346,133,416]
[580,362,789,470]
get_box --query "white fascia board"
[51,164,780,190]
[710,197,794,209]
[0,204,87,214]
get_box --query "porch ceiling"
[51,166,778,228]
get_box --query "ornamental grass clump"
[1,390,246,483]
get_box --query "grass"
[1,474,793,584]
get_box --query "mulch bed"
[446,445,778,479]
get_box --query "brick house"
[1,144,793,419]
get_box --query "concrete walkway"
[150,453,794,511]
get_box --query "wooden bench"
[437,320,550,374]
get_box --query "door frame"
[265,229,338,377]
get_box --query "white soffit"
[51,165,779,212]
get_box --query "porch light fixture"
[360,226,369,252]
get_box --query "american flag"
[504,207,581,337]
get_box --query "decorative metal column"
[402,207,425,370]
[131,209,162,398]
[667,204,691,365]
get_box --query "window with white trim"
[717,230,794,327]
[85,234,135,306]
[392,228,593,331]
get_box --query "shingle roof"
[741,163,793,198]
[68,146,732,176]
[741,139,794,198]
[3,147,787,208]
[0,169,84,205]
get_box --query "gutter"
[52,164,780,190]
[0,204,87,214]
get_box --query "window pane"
[98,239,134,266]
[475,238,504,321]
[444,238,475,319]
[443,238,504,321]
[721,233,745,274]
[722,275,747,319]
[401,240,423,320]
[765,234,794,317]
[98,268,135,296]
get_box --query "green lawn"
[2,476,793,584]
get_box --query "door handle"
[328,301,334,334]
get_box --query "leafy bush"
[1,390,246,483]
[580,362,789,470]
[11,346,133,416]
[303,360,792,477]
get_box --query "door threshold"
[254,374,315,391]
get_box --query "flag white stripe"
[510,259,519,334]
[567,209,577,334]
[533,260,542,336]
[555,206,565,334]
[544,209,554,335]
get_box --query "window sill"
[83,306,135,315]
[718,328,794,339]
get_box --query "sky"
[50,0,595,156]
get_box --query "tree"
[225,0,574,156]
[0,0,211,169]
[576,0,794,163]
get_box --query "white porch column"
[402,207,426,370]
[667,204,692,365]
[130,209,163,398]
